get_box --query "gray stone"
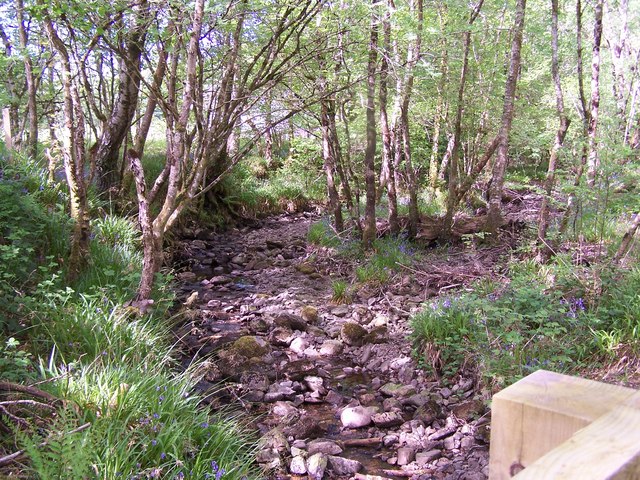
[210,275,231,285]
[379,383,417,398]
[307,439,343,456]
[396,447,416,466]
[372,411,404,428]
[340,406,373,428]
[327,455,363,475]
[289,337,309,354]
[290,456,307,475]
[319,340,343,356]
[274,312,307,331]
[306,453,328,480]
[415,449,442,465]
[331,306,350,317]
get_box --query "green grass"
[0,156,260,479]
[355,236,418,285]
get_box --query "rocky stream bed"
[172,213,492,480]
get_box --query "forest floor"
[168,202,543,480]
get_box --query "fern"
[17,408,94,480]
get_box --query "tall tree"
[486,0,527,235]
[586,0,603,187]
[442,0,484,238]
[16,0,38,160]
[362,2,379,249]
[537,0,570,260]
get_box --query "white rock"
[340,406,373,428]
[308,439,343,455]
[290,455,307,475]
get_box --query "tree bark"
[537,0,570,261]
[320,82,344,232]
[362,4,379,250]
[613,213,640,264]
[486,0,527,236]
[95,0,149,194]
[379,1,398,234]
[42,9,90,282]
[16,0,38,160]
[443,0,484,238]
[586,0,603,187]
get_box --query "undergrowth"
[0,156,259,479]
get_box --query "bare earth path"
[173,212,494,480]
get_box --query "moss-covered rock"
[340,322,368,346]
[231,335,270,358]
[300,305,319,323]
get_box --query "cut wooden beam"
[514,391,640,479]
[489,369,636,480]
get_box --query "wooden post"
[489,369,638,479]
[514,392,640,479]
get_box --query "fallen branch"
[0,422,91,467]
[339,437,383,448]
[382,468,435,477]
[0,382,58,403]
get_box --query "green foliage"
[355,236,417,285]
[0,337,35,382]
[331,279,350,304]
[411,277,591,390]
[307,219,341,247]
[17,408,94,480]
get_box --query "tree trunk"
[586,0,603,187]
[537,0,570,261]
[320,92,344,232]
[362,4,379,250]
[613,213,640,264]
[16,0,38,160]
[560,0,590,236]
[443,0,485,239]
[379,2,398,234]
[42,9,90,282]
[486,0,527,236]
[95,0,149,194]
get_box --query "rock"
[452,399,484,421]
[290,456,307,475]
[340,322,368,346]
[285,415,325,439]
[266,239,285,249]
[296,263,316,275]
[289,337,309,354]
[440,387,452,398]
[379,383,417,398]
[327,456,363,476]
[301,305,319,323]
[272,401,299,419]
[340,406,373,428]
[415,449,441,465]
[306,453,328,480]
[319,340,343,356]
[178,271,197,282]
[210,275,232,285]
[268,327,293,347]
[182,290,199,306]
[274,312,307,331]
[259,428,289,453]
[304,376,325,393]
[331,306,350,317]
[324,390,344,406]
[230,336,270,358]
[460,435,476,449]
[363,325,388,344]
[372,411,404,428]
[307,439,343,455]
[396,447,416,466]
